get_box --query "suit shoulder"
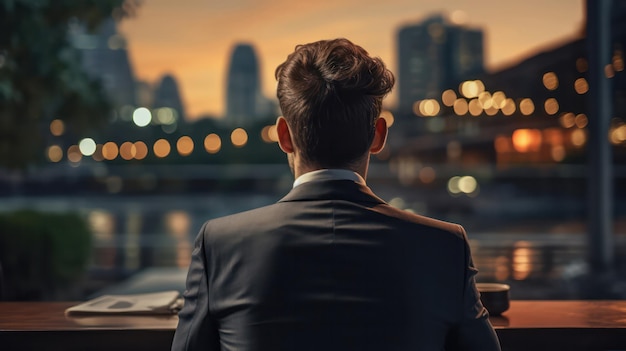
[371,203,467,240]
[198,202,288,238]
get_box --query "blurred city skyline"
[118,0,585,119]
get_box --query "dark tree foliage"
[0,0,140,169]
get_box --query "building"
[396,14,484,116]
[225,43,267,126]
[70,19,136,108]
[153,74,186,121]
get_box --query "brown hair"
[275,38,394,168]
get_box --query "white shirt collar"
[293,169,366,188]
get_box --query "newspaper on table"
[65,290,182,315]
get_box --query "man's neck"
[294,161,369,181]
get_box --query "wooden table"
[1,301,625,351]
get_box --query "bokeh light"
[575,114,588,128]
[177,136,194,156]
[494,135,511,153]
[261,126,276,143]
[468,99,482,116]
[441,89,457,107]
[478,91,493,109]
[459,80,484,98]
[204,133,221,153]
[458,176,478,195]
[610,125,626,145]
[47,145,63,162]
[453,99,468,115]
[153,139,171,158]
[102,142,119,160]
[576,57,588,72]
[571,129,586,147]
[134,141,148,160]
[614,50,624,71]
[133,107,152,127]
[419,166,436,184]
[574,78,589,94]
[491,91,506,108]
[519,98,535,116]
[79,138,97,156]
[447,176,461,195]
[420,99,440,116]
[559,112,576,128]
[119,141,134,160]
[542,72,559,90]
[231,128,248,147]
[92,144,104,161]
[605,64,615,78]
[512,129,541,152]
[156,107,177,125]
[50,119,65,136]
[551,145,566,162]
[544,98,559,115]
[67,145,82,163]
[501,98,516,115]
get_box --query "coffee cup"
[476,283,510,316]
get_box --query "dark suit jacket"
[172,180,501,351]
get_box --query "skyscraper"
[154,74,186,121]
[70,19,136,108]
[225,43,264,126]
[397,14,484,115]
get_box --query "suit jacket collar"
[278,180,386,205]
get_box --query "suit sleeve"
[446,226,502,351]
[171,223,220,351]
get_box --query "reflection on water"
[11,195,620,298]
[88,208,195,270]
[165,211,192,268]
[512,241,534,281]
[494,256,510,281]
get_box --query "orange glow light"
[102,142,119,160]
[204,133,221,153]
[544,98,559,115]
[575,114,588,128]
[50,119,65,136]
[559,112,576,128]
[177,136,194,156]
[92,144,104,161]
[542,72,558,90]
[419,166,436,184]
[512,129,541,153]
[119,141,135,160]
[153,139,171,158]
[494,135,511,153]
[134,141,148,160]
[67,145,82,163]
[501,98,516,116]
[453,99,468,115]
[47,145,63,162]
[574,78,589,94]
[571,129,586,147]
[231,128,248,147]
[468,99,482,116]
[605,64,615,78]
[576,57,588,73]
[441,89,457,107]
[519,98,535,116]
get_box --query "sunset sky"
[118,0,585,119]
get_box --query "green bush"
[0,210,91,300]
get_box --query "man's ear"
[276,116,294,154]
[369,117,388,154]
